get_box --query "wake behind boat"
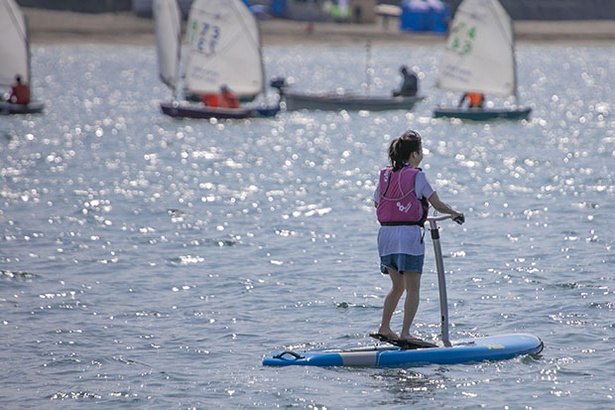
[263,216,543,368]
[154,0,279,120]
[0,0,44,115]
[433,0,531,121]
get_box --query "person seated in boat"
[458,92,484,109]
[219,85,240,109]
[392,65,418,97]
[200,86,240,109]
[200,93,220,107]
[6,75,30,105]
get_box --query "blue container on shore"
[400,0,449,33]
[271,0,286,16]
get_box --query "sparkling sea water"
[1,42,614,409]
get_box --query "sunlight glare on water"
[0,43,614,408]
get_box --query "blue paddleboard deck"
[263,333,543,367]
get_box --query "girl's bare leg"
[399,271,421,340]
[377,268,404,338]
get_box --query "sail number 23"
[189,20,221,57]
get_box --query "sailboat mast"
[173,9,181,101]
[510,16,519,102]
[365,40,372,95]
[254,7,266,96]
[25,15,33,101]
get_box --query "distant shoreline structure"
[16,0,615,20]
[23,8,615,47]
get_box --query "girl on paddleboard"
[374,130,464,343]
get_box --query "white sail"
[436,0,516,96]
[0,0,29,87]
[154,0,181,93]
[183,0,263,98]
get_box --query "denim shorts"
[380,253,424,274]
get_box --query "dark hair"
[388,130,422,171]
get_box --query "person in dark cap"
[219,85,239,109]
[393,65,418,97]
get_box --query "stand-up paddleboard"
[263,333,543,367]
[263,216,544,368]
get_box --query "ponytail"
[388,130,422,171]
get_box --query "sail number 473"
[189,20,221,57]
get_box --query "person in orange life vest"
[219,85,239,109]
[200,93,220,107]
[6,75,30,105]
[373,130,464,343]
[458,92,484,108]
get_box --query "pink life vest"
[377,166,428,226]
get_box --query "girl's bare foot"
[399,334,424,342]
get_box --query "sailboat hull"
[282,92,424,111]
[433,106,531,121]
[0,100,44,115]
[160,102,280,119]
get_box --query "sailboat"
[433,0,531,121]
[272,84,425,112]
[271,42,425,112]
[155,0,280,120]
[0,0,44,115]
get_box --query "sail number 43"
[447,22,477,56]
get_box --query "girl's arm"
[428,192,463,220]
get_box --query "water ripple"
[0,43,614,409]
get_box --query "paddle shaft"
[427,216,452,347]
